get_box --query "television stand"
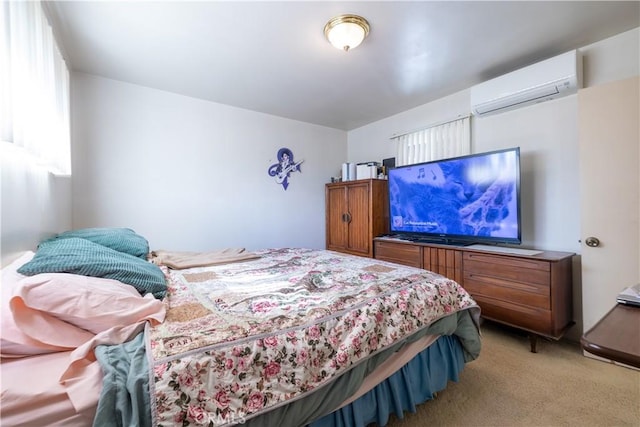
[373,237,574,352]
[406,237,470,247]
[466,243,543,256]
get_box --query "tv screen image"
[388,147,521,245]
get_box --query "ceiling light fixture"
[324,14,370,52]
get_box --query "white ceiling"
[47,1,639,131]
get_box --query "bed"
[1,228,481,427]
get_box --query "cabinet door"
[346,183,371,255]
[423,247,463,283]
[326,185,347,250]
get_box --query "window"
[1,1,71,175]
[392,116,471,166]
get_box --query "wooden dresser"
[374,237,574,352]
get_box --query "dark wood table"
[580,303,640,368]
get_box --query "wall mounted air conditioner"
[470,50,582,117]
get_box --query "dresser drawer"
[463,252,550,285]
[374,241,422,268]
[464,273,550,309]
[473,295,553,336]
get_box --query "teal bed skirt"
[309,334,465,427]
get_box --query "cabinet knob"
[585,236,600,247]
[341,213,352,223]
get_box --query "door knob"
[585,237,600,247]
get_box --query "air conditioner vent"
[471,50,582,117]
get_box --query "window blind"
[1,1,71,175]
[393,116,471,166]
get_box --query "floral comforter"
[147,248,479,426]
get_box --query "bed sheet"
[0,351,100,427]
[1,247,165,427]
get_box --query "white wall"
[0,143,72,266]
[350,88,580,252]
[347,27,639,340]
[348,27,639,253]
[71,73,347,251]
[348,90,470,167]
[473,97,579,252]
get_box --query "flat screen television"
[387,147,521,245]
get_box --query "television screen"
[388,147,521,245]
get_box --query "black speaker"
[383,157,395,169]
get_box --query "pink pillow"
[1,252,66,357]
[1,252,166,358]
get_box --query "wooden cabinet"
[374,238,574,351]
[326,179,388,257]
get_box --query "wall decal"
[268,147,303,190]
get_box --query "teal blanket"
[93,332,152,427]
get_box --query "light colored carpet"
[385,321,640,427]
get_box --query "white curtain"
[394,116,471,166]
[1,1,71,175]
